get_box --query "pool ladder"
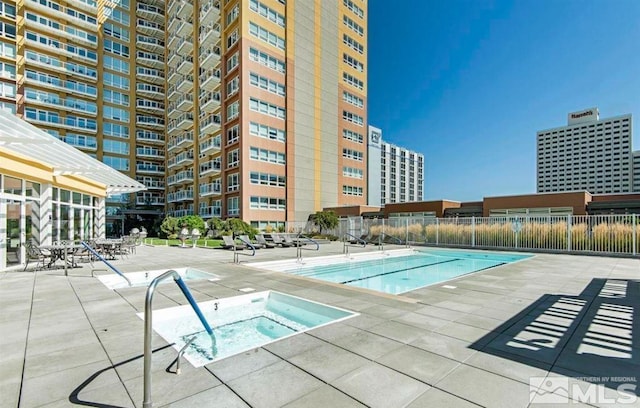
[233,237,256,263]
[343,233,367,256]
[143,270,215,408]
[295,233,320,263]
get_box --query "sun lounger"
[255,234,275,248]
[238,235,260,250]
[271,234,293,247]
[221,235,245,250]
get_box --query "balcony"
[176,20,193,38]
[199,91,220,112]
[65,0,97,14]
[168,69,181,85]
[136,99,165,114]
[167,170,194,186]
[175,112,194,130]
[177,75,194,93]
[199,159,221,177]
[170,208,194,217]
[136,18,164,39]
[136,3,164,24]
[136,195,165,205]
[199,69,221,91]
[199,46,221,70]
[136,115,165,129]
[167,86,181,102]
[137,178,165,190]
[136,68,165,85]
[167,150,195,169]
[177,2,194,20]
[199,181,221,197]
[136,146,165,159]
[136,83,164,100]
[200,0,221,26]
[198,135,221,156]
[136,52,164,70]
[137,35,165,54]
[167,189,194,203]
[199,113,221,136]
[199,205,221,218]
[177,38,194,57]
[177,57,194,75]
[136,163,165,174]
[199,24,221,47]
[168,132,194,151]
[167,34,181,52]
[136,130,165,145]
[176,93,194,112]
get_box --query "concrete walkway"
[1,243,638,407]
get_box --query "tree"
[313,211,339,235]
[159,216,180,239]
[179,215,205,233]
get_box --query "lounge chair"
[282,234,300,246]
[272,234,293,247]
[238,235,259,250]
[255,234,275,248]
[366,234,382,245]
[221,235,245,250]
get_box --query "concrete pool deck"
[1,243,638,407]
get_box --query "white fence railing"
[292,215,639,257]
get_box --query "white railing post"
[633,214,637,256]
[471,216,475,247]
[567,214,572,252]
[436,218,439,245]
[405,218,409,247]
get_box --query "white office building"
[367,126,424,205]
[537,108,634,194]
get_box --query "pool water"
[285,249,531,294]
[142,291,357,366]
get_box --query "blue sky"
[368,0,640,201]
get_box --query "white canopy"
[0,110,146,195]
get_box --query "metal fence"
[292,215,639,257]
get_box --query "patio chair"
[238,235,260,250]
[255,234,275,248]
[271,234,293,247]
[281,234,299,246]
[221,235,245,250]
[24,240,52,271]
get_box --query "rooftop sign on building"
[568,107,599,125]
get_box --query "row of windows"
[343,129,363,143]
[104,22,129,42]
[25,107,97,130]
[26,69,97,96]
[249,97,285,120]
[343,0,364,18]
[26,31,97,61]
[25,88,97,114]
[343,185,363,196]
[249,47,285,74]
[249,196,285,210]
[249,72,285,97]
[0,2,16,18]
[343,72,363,90]
[343,148,363,161]
[250,147,286,165]
[249,0,285,27]
[25,50,97,78]
[250,122,286,142]
[26,12,98,45]
[343,53,364,72]
[104,72,129,90]
[104,39,129,57]
[104,89,129,106]
[343,14,364,36]
[28,0,97,25]
[104,122,129,138]
[343,167,363,179]
[250,171,285,187]
[249,22,285,50]
[343,91,363,108]
[343,110,363,126]
[343,34,364,54]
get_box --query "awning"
[0,110,146,195]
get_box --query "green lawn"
[143,238,224,248]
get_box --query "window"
[343,167,363,179]
[104,39,129,57]
[227,173,239,191]
[343,53,364,72]
[0,82,15,98]
[249,72,285,96]
[249,47,285,73]
[103,122,129,139]
[0,21,16,39]
[226,52,239,73]
[226,4,239,25]
[226,29,239,49]
[104,72,130,90]
[103,139,129,155]
[343,185,363,196]
[226,76,239,97]
[103,89,129,106]
[226,101,239,121]
[249,196,286,210]
[226,124,239,144]
[343,0,364,18]
[249,122,285,142]
[103,155,129,171]
[104,106,129,122]
[343,91,364,108]
[343,110,364,126]
[250,147,285,165]
[0,41,15,58]
[343,34,363,54]
[227,149,239,168]
[343,72,363,90]
[103,22,130,42]
[343,129,363,143]
[343,14,364,36]
[227,196,239,216]
[0,2,16,18]
[249,0,285,27]
[343,148,363,161]
[249,97,285,119]
[250,172,285,187]
[249,22,285,50]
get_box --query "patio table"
[39,243,83,272]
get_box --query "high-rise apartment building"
[367,125,424,205]
[166,0,368,228]
[537,108,634,194]
[633,150,640,192]
[0,0,368,231]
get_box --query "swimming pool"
[142,291,357,366]
[250,248,531,295]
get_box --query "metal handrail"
[378,233,406,252]
[80,241,132,287]
[343,232,367,255]
[233,237,256,263]
[296,233,319,262]
[143,270,215,408]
